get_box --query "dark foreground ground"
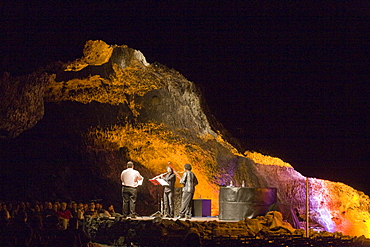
[87,216,370,247]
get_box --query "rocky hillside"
[1,40,369,237]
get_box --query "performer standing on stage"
[120,161,143,218]
[177,164,198,220]
[160,166,176,218]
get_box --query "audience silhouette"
[0,199,118,246]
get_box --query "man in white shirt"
[120,161,143,218]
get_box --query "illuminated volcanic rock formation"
[1,40,370,237]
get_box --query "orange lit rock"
[65,40,114,71]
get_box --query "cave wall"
[1,40,370,237]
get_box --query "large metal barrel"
[219,187,277,220]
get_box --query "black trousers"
[163,190,174,216]
[179,191,194,217]
[122,186,137,215]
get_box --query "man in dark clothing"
[161,166,176,218]
[177,164,198,220]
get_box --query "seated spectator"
[43,202,58,219]
[107,204,121,217]
[67,201,73,211]
[0,209,10,229]
[53,202,60,212]
[0,209,11,246]
[84,202,97,218]
[0,209,10,243]
[19,201,27,213]
[32,203,42,218]
[9,211,33,247]
[77,203,85,218]
[29,214,45,246]
[6,203,14,219]
[43,215,64,244]
[95,203,111,218]
[25,202,35,219]
[70,202,78,219]
[83,203,89,213]
[77,203,85,229]
[38,202,44,212]
[57,202,72,230]
[0,203,11,220]
[10,203,20,219]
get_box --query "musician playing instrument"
[159,166,176,218]
[177,164,198,220]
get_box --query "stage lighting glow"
[309,178,370,237]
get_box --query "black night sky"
[1,2,369,194]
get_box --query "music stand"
[149,178,169,217]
